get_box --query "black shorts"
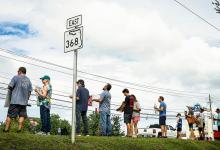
[7,104,27,118]
[124,113,132,124]
[159,116,166,126]
[177,128,182,132]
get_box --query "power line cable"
[172,0,220,32]
[0,48,209,96]
[0,55,208,99]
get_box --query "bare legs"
[4,116,25,131]
[126,123,133,137]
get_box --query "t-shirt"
[199,112,205,121]
[176,117,182,128]
[9,75,32,106]
[124,96,133,114]
[132,101,140,117]
[39,84,52,109]
[76,86,89,111]
[99,90,111,114]
[159,101,166,116]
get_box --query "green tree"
[212,0,220,13]
[50,114,71,135]
[88,112,100,136]
[111,115,122,136]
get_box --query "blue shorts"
[159,116,166,126]
[188,123,193,129]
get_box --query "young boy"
[176,113,182,139]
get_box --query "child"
[131,95,141,138]
[176,113,182,139]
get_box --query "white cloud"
[0,0,220,124]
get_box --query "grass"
[0,132,220,150]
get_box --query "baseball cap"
[40,75,50,80]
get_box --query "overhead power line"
[172,0,220,32]
[0,48,209,96]
[0,52,209,99]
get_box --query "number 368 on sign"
[64,27,83,53]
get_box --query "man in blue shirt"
[155,96,167,138]
[74,79,90,136]
[93,83,112,136]
[3,67,32,133]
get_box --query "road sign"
[64,15,83,144]
[66,15,82,29]
[64,27,83,53]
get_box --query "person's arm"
[8,76,16,91]
[135,103,141,112]
[155,106,164,112]
[35,86,48,98]
[28,81,33,100]
[69,89,80,100]
[93,92,105,103]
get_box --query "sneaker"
[3,129,9,133]
[17,130,22,133]
[76,134,82,137]
[132,135,137,138]
[46,132,50,135]
[36,131,47,135]
[85,134,90,137]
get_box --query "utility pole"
[209,94,214,141]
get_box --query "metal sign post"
[64,15,83,144]
[71,50,77,143]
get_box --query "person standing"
[199,108,205,140]
[35,75,52,135]
[214,108,220,132]
[176,113,182,139]
[3,67,33,133]
[93,83,112,136]
[154,96,167,138]
[122,89,134,137]
[131,95,141,138]
[72,79,90,136]
[185,106,196,140]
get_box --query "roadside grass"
[0,132,220,150]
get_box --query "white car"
[139,124,177,138]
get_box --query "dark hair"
[18,67,26,74]
[159,96,164,101]
[77,79,85,87]
[122,88,129,93]
[106,83,112,91]
[131,94,137,102]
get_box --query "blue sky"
[0,0,220,130]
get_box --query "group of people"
[3,67,52,135]
[2,67,220,140]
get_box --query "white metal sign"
[66,15,82,29]
[64,27,83,53]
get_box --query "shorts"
[132,116,140,124]
[7,104,27,118]
[218,126,220,132]
[188,123,193,129]
[124,113,132,124]
[159,116,166,126]
[177,128,182,132]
